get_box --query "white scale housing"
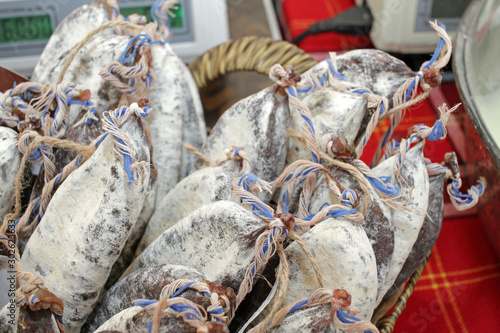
[356,0,470,53]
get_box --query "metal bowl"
[454,0,500,257]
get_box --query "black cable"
[292,6,373,45]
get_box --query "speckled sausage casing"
[122,201,265,295]
[191,86,290,183]
[372,141,429,304]
[299,49,415,104]
[269,304,337,333]
[384,173,445,299]
[287,88,367,163]
[34,34,130,124]
[135,160,241,256]
[283,218,378,320]
[144,43,206,207]
[84,265,206,332]
[0,127,20,219]
[308,166,395,303]
[94,305,206,333]
[298,49,415,143]
[20,116,151,333]
[29,109,104,203]
[32,1,112,82]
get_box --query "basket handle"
[188,36,317,90]
[376,251,432,332]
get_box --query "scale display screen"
[0,14,53,44]
[120,4,184,29]
[415,0,472,32]
[0,0,228,75]
[431,0,470,18]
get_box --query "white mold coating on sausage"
[372,141,429,304]
[385,173,445,299]
[32,1,112,82]
[122,201,263,294]
[0,127,20,219]
[178,61,207,179]
[283,218,378,320]
[192,86,290,183]
[269,304,338,333]
[85,264,205,332]
[135,161,241,256]
[93,306,144,332]
[287,88,367,164]
[94,305,201,332]
[35,34,130,124]
[20,117,150,332]
[299,49,415,102]
[144,43,187,207]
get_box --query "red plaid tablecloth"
[396,215,500,333]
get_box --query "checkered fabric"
[396,215,500,332]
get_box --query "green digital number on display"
[0,14,53,44]
[120,4,183,29]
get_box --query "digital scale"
[355,0,471,53]
[0,0,229,76]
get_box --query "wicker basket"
[188,36,431,333]
[188,36,317,89]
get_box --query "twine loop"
[409,103,459,142]
[353,159,400,199]
[354,93,389,158]
[370,21,452,167]
[297,71,326,92]
[99,1,180,105]
[419,21,452,89]
[268,218,286,234]
[151,0,179,39]
[269,64,301,88]
[101,102,152,184]
[151,297,207,332]
[319,153,371,217]
[100,32,157,106]
[0,235,64,331]
[423,152,486,211]
[73,105,99,127]
[447,176,486,211]
[272,160,343,203]
[249,288,378,333]
[134,278,236,332]
[341,189,358,207]
[391,103,460,180]
[18,130,57,185]
[15,284,65,331]
[152,279,234,324]
[269,213,295,242]
[0,82,43,128]
[216,146,252,174]
[366,93,385,109]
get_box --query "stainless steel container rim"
[453,0,500,168]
